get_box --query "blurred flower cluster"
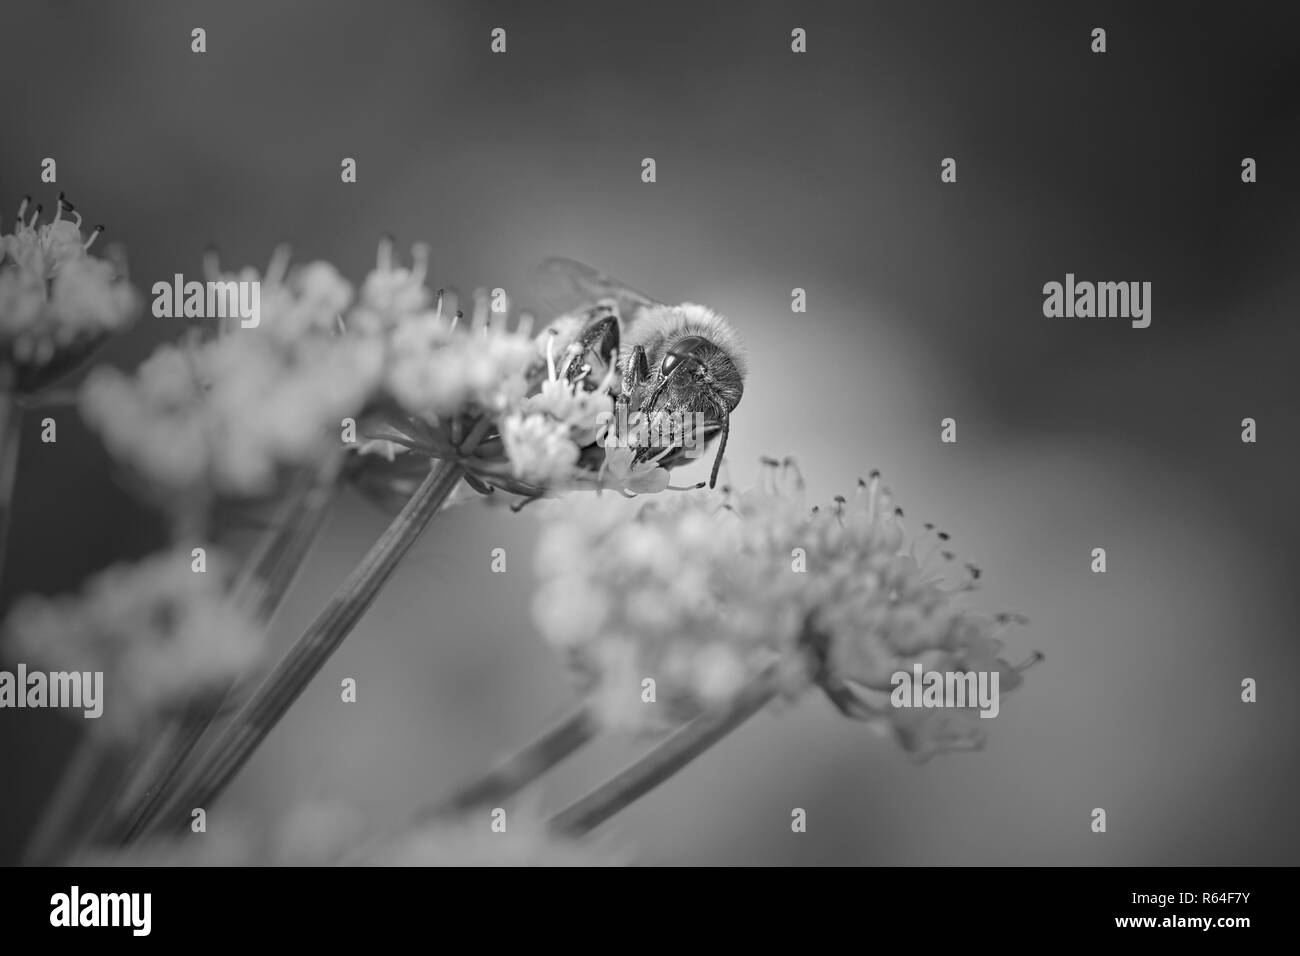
[80,249,384,504]
[0,195,140,393]
[532,459,1035,759]
[76,235,673,518]
[1,547,264,740]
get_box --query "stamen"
[266,243,291,286]
[1014,650,1045,672]
[377,234,394,272]
[471,290,489,334]
[203,245,221,281]
[410,242,430,285]
[17,196,30,220]
[917,531,942,571]
[83,225,104,251]
[434,288,445,322]
[594,350,619,394]
[781,456,805,494]
[862,471,883,523]
[28,204,42,228]
[545,332,558,381]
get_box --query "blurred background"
[2,0,1298,864]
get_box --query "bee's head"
[628,303,747,489]
[634,346,742,490]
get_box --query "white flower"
[532,459,1037,750]
[350,238,433,334]
[1,548,265,739]
[501,412,580,485]
[1,194,139,390]
[204,247,354,349]
[383,296,534,418]
[80,331,383,499]
[590,445,674,495]
[520,332,615,442]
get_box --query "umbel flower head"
[72,234,684,514]
[347,239,683,509]
[0,194,140,393]
[79,247,384,503]
[1,547,265,740]
[532,458,1039,759]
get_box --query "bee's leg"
[509,492,545,513]
[565,315,620,390]
[462,472,495,496]
[708,410,730,489]
[622,344,649,394]
[619,344,650,411]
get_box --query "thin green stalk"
[417,706,598,822]
[549,670,778,838]
[148,458,465,836]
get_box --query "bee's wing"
[532,257,664,332]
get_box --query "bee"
[534,257,747,489]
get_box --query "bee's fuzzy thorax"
[634,302,748,381]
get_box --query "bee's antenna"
[709,411,730,489]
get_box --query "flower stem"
[233,451,347,619]
[20,736,128,865]
[416,706,598,822]
[102,454,348,845]
[549,670,778,838]
[103,709,213,846]
[147,458,465,837]
[0,376,23,600]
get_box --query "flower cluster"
[532,459,1036,758]
[80,332,381,503]
[0,195,140,392]
[80,248,384,502]
[1,548,265,739]
[344,240,674,505]
[78,236,674,512]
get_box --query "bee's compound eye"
[660,335,709,376]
